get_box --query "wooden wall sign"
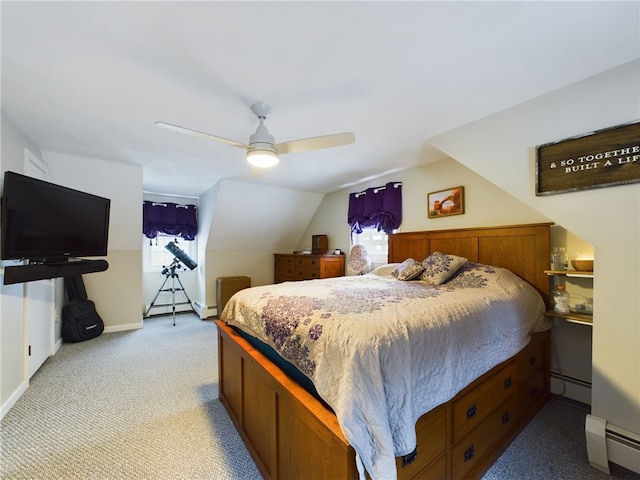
[536,121,640,195]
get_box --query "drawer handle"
[529,356,537,366]
[502,411,510,424]
[402,448,417,467]
[464,445,475,462]
[504,376,513,389]
[467,404,478,419]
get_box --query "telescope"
[144,240,198,325]
[165,240,197,270]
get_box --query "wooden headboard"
[388,223,552,306]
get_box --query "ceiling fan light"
[246,149,279,168]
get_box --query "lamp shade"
[347,244,371,275]
[246,149,279,168]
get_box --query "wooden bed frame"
[216,223,552,479]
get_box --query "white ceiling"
[2,1,639,198]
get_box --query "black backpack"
[62,275,104,342]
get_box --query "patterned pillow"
[391,258,425,281]
[420,251,468,285]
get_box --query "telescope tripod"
[144,258,196,326]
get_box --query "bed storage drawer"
[518,332,550,420]
[519,371,546,418]
[451,395,518,480]
[452,361,517,444]
[397,404,447,480]
[408,454,447,480]
[517,336,545,382]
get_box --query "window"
[143,235,197,273]
[352,227,389,266]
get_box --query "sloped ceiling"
[2,2,638,197]
[206,178,324,250]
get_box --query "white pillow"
[366,263,400,277]
[420,251,468,285]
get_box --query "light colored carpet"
[485,398,639,480]
[0,314,261,480]
[1,313,638,479]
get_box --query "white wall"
[1,111,47,414]
[299,157,550,254]
[43,151,144,332]
[428,60,639,459]
[196,178,325,316]
[195,181,218,316]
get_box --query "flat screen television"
[1,171,111,263]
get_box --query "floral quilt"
[221,262,549,480]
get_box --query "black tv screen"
[1,171,110,262]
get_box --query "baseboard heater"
[193,301,217,320]
[607,427,640,451]
[607,425,640,473]
[550,369,592,405]
[550,370,592,389]
[587,415,640,475]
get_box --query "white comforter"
[222,262,549,480]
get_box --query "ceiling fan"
[155,102,355,168]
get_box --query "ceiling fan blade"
[155,122,248,149]
[276,132,355,155]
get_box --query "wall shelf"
[544,269,593,278]
[544,310,593,326]
[545,270,593,326]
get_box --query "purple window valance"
[347,182,402,234]
[143,201,198,241]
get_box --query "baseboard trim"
[104,321,143,333]
[1,380,28,421]
[54,337,63,354]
